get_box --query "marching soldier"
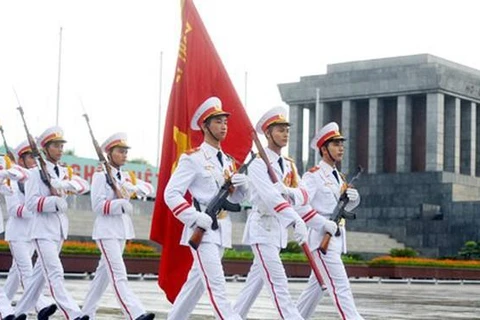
[3,141,57,319]
[164,96,248,320]
[0,158,27,320]
[233,106,308,320]
[81,132,155,320]
[14,126,90,320]
[296,122,363,319]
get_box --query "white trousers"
[168,242,240,320]
[0,287,14,318]
[296,235,363,320]
[233,243,303,320]
[4,240,53,312]
[15,239,83,319]
[82,239,146,320]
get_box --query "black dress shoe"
[74,316,89,320]
[16,315,27,320]
[135,313,155,320]
[38,304,58,320]
[3,314,15,320]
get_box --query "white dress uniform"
[3,141,54,313]
[233,107,308,320]
[14,126,90,319]
[0,160,16,320]
[296,122,363,320]
[164,97,246,320]
[82,132,155,320]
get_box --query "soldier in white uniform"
[0,158,27,320]
[81,132,155,320]
[14,126,90,320]
[296,122,363,320]
[233,107,308,320]
[3,141,57,320]
[164,96,248,320]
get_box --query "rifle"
[16,106,58,196]
[319,165,363,254]
[0,123,15,186]
[82,113,124,199]
[252,131,327,290]
[0,124,15,163]
[188,151,255,250]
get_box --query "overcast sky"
[1,0,480,166]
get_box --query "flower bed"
[2,240,480,279]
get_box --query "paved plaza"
[3,276,480,319]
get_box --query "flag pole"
[55,27,63,126]
[156,51,164,168]
[314,87,321,164]
[244,71,248,109]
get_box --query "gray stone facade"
[278,54,480,257]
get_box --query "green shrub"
[280,241,303,254]
[458,241,480,260]
[390,247,418,258]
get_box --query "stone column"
[342,100,356,174]
[314,100,326,164]
[444,96,460,173]
[306,105,317,171]
[460,101,476,176]
[396,95,412,172]
[425,93,444,172]
[368,98,383,173]
[288,104,304,171]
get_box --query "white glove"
[324,220,338,235]
[346,188,359,202]
[0,184,13,196]
[195,212,213,231]
[344,188,360,212]
[54,197,68,212]
[111,198,133,214]
[121,200,133,214]
[7,167,27,181]
[293,219,308,245]
[50,179,75,192]
[231,173,248,187]
[134,183,152,197]
[0,170,8,181]
[121,181,138,194]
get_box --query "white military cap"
[255,106,290,135]
[310,122,345,150]
[101,132,130,153]
[190,96,230,131]
[37,126,67,148]
[14,140,32,161]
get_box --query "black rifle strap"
[193,198,201,211]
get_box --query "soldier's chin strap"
[107,153,121,169]
[205,123,221,142]
[266,127,283,149]
[325,142,336,164]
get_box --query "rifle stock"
[319,166,363,254]
[82,113,124,200]
[188,151,255,250]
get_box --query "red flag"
[150,0,253,303]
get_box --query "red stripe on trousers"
[99,240,134,320]
[255,244,285,319]
[196,250,225,320]
[317,249,346,320]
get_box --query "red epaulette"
[308,166,320,173]
[185,147,201,155]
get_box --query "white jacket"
[164,142,245,248]
[299,160,361,252]
[25,160,90,240]
[242,147,307,249]
[90,166,153,240]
